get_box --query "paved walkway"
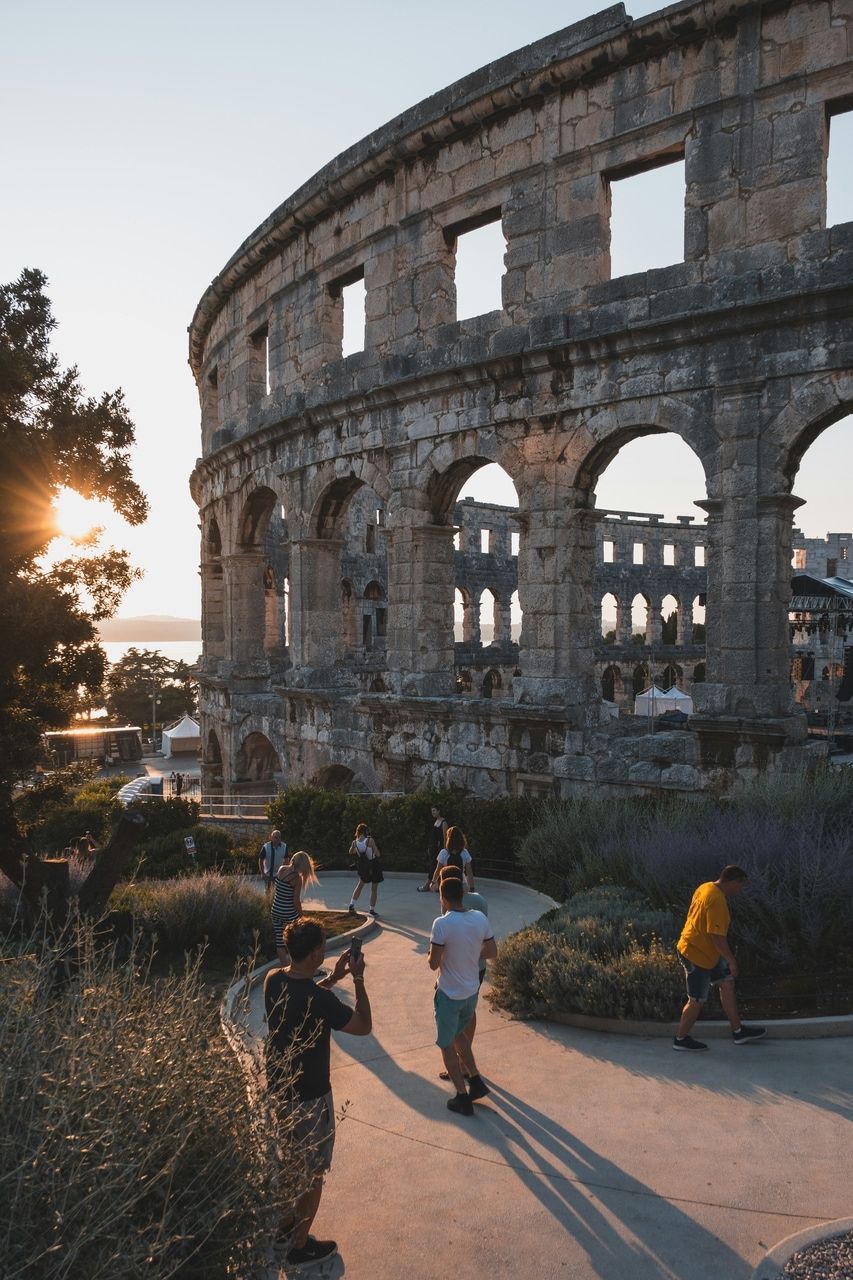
[243,873,853,1280]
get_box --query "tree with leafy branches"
[0,268,148,917]
[104,647,197,734]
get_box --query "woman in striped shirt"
[271,850,319,962]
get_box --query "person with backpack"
[346,823,383,918]
[429,825,474,892]
[259,829,288,892]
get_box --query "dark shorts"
[678,950,731,1002]
[356,858,384,885]
[276,1090,335,1175]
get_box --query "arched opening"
[786,413,853,718]
[660,593,679,646]
[454,587,473,644]
[693,662,706,683]
[234,732,282,796]
[692,595,706,643]
[439,459,521,675]
[601,664,623,702]
[661,662,682,689]
[202,728,224,797]
[631,594,650,646]
[311,763,355,791]
[457,669,473,695]
[231,487,284,665]
[482,667,502,699]
[202,516,225,663]
[479,588,497,647]
[633,663,650,697]
[601,593,618,644]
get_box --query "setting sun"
[52,488,111,542]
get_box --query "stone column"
[694,492,803,718]
[647,599,663,647]
[201,560,225,665]
[514,483,600,710]
[616,597,632,647]
[497,598,512,647]
[288,537,346,672]
[224,552,265,667]
[678,599,691,647]
[385,517,455,697]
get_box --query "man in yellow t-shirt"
[673,865,766,1052]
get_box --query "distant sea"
[100,641,203,667]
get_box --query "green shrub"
[0,920,314,1280]
[133,823,233,880]
[127,795,199,839]
[108,872,268,954]
[489,884,683,1022]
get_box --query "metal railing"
[197,794,277,819]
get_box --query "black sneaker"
[467,1075,491,1101]
[416,884,431,892]
[733,1024,767,1044]
[446,1092,474,1116]
[286,1237,338,1265]
[672,1035,709,1051]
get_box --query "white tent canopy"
[633,685,693,716]
[161,713,201,757]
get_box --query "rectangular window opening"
[633,542,644,565]
[330,267,366,357]
[608,153,685,279]
[841,545,849,562]
[453,530,461,551]
[695,546,705,567]
[827,558,837,577]
[365,523,376,553]
[603,539,614,563]
[481,528,492,554]
[827,105,853,228]
[663,543,675,566]
[511,531,520,557]
[449,210,506,322]
[793,548,808,570]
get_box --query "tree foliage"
[0,268,147,901]
[104,647,196,731]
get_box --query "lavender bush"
[0,919,313,1280]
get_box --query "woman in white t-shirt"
[430,825,474,893]
[347,823,383,918]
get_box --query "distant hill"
[98,616,201,641]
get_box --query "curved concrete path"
[244,872,853,1280]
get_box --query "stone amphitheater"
[189,0,853,800]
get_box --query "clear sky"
[2,1,850,619]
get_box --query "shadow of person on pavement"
[468,1082,751,1280]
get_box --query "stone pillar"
[679,600,693,647]
[647,599,663,648]
[288,538,346,671]
[385,518,455,697]
[616,598,632,646]
[201,561,225,664]
[694,492,803,718]
[514,484,600,710]
[225,552,265,666]
[497,598,512,647]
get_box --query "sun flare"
[53,488,110,542]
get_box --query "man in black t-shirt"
[264,917,372,1268]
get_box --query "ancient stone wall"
[190,0,853,800]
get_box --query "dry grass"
[0,918,316,1280]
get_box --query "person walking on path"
[429,824,474,892]
[271,850,319,963]
[347,823,383,918]
[259,828,288,892]
[428,875,496,1115]
[264,917,372,1268]
[673,864,766,1052]
[417,804,448,892]
[436,865,489,1084]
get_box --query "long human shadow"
[518,1017,853,1123]
[331,1025,459,1124]
[475,1083,750,1280]
[371,918,432,949]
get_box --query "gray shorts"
[282,1090,336,1175]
